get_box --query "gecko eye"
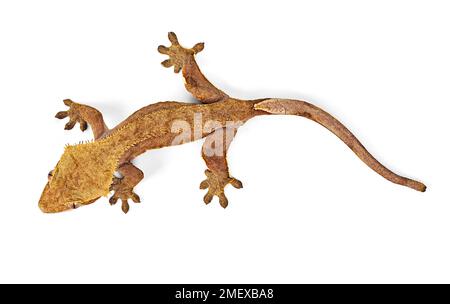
[70,202,82,209]
[48,170,54,181]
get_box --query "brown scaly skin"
[39,32,426,214]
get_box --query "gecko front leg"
[109,162,144,214]
[55,99,108,139]
[158,32,229,104]
[200,127,243,208]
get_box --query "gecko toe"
[174,65,182,74]
[168,32,179,45]
[157,45,170,55]
[219,194,229,208]
[230,178,243,189]
[55,111,68,119]
[192,42,204,54]
[199,180,209,190]
[64,119,76,130]
[121,200,130,214]
[109,196,118,206]
[130,193,141,204]
[63,99,74,106]
[79,120,88,131]
[161,59,173,68]
[203,192,213,205]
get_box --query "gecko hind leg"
[109,162,144,214]
[158,32,229,103]
[200,127,243,208]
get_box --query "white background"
[0,0,448,284]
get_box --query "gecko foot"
[158,32,204,73]
[109,177,141,214]
[55,99,88,131]
[199,170,243,208]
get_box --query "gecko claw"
[56,99,88,132]
[158,32,204,74]
[199,170,242,208]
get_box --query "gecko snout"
[39,183,73,213]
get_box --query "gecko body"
[39,33,426,214]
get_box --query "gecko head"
[39,144,115,213]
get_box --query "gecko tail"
[254,98,426,192]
